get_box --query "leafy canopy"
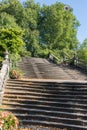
[0,0,80,61]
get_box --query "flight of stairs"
[1,79,87,130]
[1,57,87,129]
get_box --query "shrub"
[9,67,23,79]
[0,111,19,130]
[36,48,49,58]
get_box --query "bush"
[9,67,23,79]
[0,111,19,130]
[9,53,21,68]
[77,48,87,62]
[36,48,49,58]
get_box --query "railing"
[0,52,10,105]
[48,53,87,71]
[74,59,87,70]
[48,53,61,64]
[48,53,71,65]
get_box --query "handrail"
[48,53,71,65]
[0,52,10,105]
[48,53,87,71]
[74,59,87,70]
[48,53,61,64]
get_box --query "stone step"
[5,86,87,95]
[3,93,87,100]
[14,113,87,126]
[3,98,87,110]
[19,119,87,130]
[4,88,87,96]
[1,108,87,129]
[4,93,87,100]
[2,102,87,114]
[6,84,87,90]
[7,80,87,86]
[3,94,87,104]
[6,85,87,91]
[4,87,87,100]
[2,107,87,120]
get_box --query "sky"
[33,0,87,44]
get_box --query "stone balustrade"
[0,52,10,104]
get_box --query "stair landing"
[17,57,87,80]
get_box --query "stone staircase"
[1,79,87,130]
[1,57,87,130]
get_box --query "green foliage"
[0,111,19,130]
[19,48,31,57]
[26,30,40,57]
[0,10,26,57]
[9,53,23,79]
[22,0,40,56]
[0,27,25,54]
[0,12,18,28]
[0,56,4,67]
[36,48,49,58]
[0,0,24,25]
[9,53,21,67]
[77,39,87,62]
[0,56,3,62]
[38,2,79,51]
[80,38,87,49]
[50,48,75,64]
[77,48,87,62]
[0,0,80,59]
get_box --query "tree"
[0,27,25,54]
[38,2,80,51]
[0,0,41,57]
[77,39,87,62]
[0,12,18,28]
[80,38,87,49]
[22,0,40,56]
[0,0,80,59]
[0,12,25,55]
[0,0,24,25]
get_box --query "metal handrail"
[74,59,87,70]
[48,53,61,64]
[49,53,87,70]
[0,53,10,105]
